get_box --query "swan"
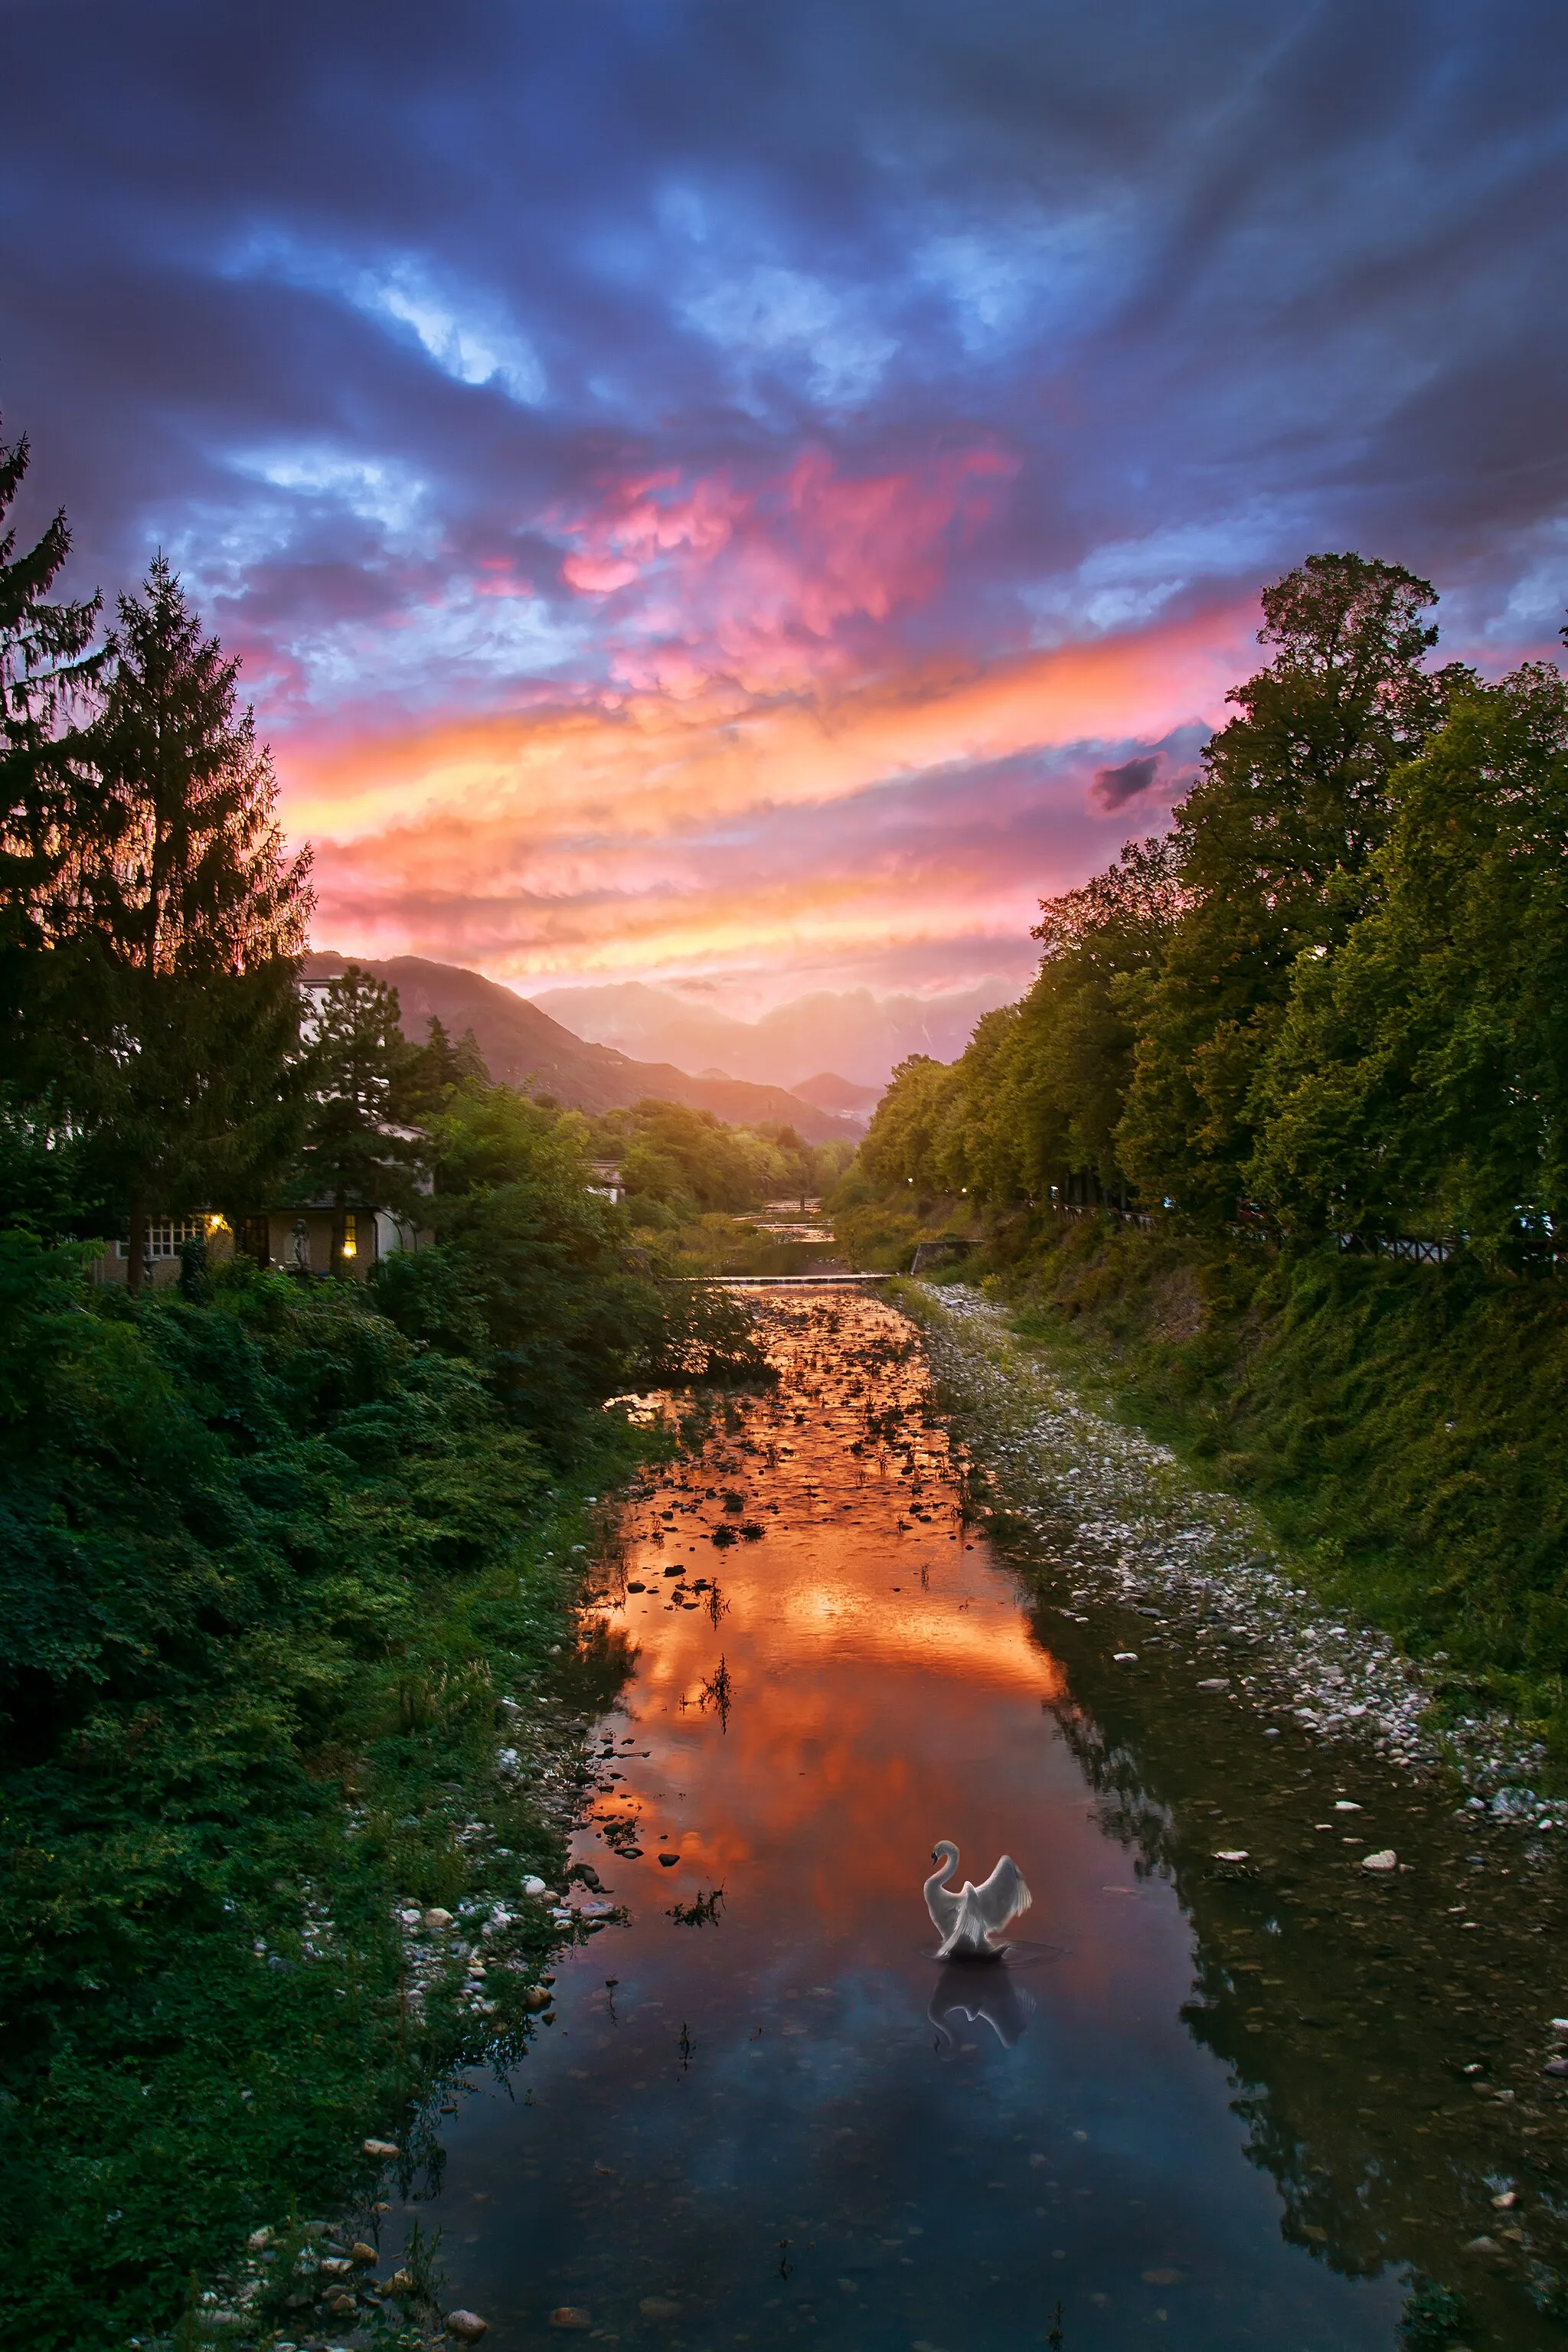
[924,1840,1031,1959]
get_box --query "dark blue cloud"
[3,0,1565,730]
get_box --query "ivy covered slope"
[0,1228,677,2351]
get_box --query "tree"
[1005,835,1184,1202]
[1250,665,1568,1253]
[297,965,428,1271]
[1116,554,1467,1220]
[0,423,105,1194]
[402,1014,488,1122]
[85,557,312,1285]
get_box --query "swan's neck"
[925,1848,959,1901]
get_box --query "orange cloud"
[286,601,1247,988]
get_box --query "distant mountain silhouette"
[789,1071,882,1115]
[304,953,863,1142]
[528,978,1013,1091]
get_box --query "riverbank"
[0,1238,680,2351]
[899,1275,1555,1808]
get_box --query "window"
[118,1218,204,1260]
[339,1212,358,1260]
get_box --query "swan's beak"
[930,1847,939,1862]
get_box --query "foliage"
[848,554,1566,1256]
[297,962,430,1254]
[586,1097,844,1227]
[1250,665,1568,1254]
[0,417,104,1054]
[0,1229,649,2347]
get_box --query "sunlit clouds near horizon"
[7,0,1567,1010]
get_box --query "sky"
[6,0,1568,1015]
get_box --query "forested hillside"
[835,555,1568,1753]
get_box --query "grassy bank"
[867,1204,1568,1759]
[0,1234,681,2350]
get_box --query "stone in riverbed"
[423,1909,453,1929]
[548,2308,593,2331]
[349,2241,377,2264]
[363,2138,401,2158]
[446,2311,490,2341]
[639,2296,681,2319]
[1197,1677,1228,1692]
[1361,1850,1397,1871]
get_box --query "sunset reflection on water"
[397,1292,1403,2351]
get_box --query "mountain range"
[526,979,1011,1093]
[305,954,865,1142]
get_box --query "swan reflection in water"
[927,1962,1037,2056]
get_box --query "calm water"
[392,1291,1564,2350]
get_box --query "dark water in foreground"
[390,1292,1563,2351]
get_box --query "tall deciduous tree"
[1116,554,1468,1221]
[88,557,311,1286]
[1250,665,1568,1253]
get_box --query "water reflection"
[927,1961,1037,2055]
[387,1292,1559,2350]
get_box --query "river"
[388,1287,1565,2351]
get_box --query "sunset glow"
[9,2,1565,1012]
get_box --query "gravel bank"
[912,1282,1554,1823]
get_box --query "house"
[96,1199,431,1288]
[586,1159,626,1204]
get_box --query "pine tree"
[0,421,105,1142]
[297,965,430,1272]
[87,557,312,1288]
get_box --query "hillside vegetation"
[835,554,1568,1755]
[0,426,769,2345]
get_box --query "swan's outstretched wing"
[972,1854,1031,1933]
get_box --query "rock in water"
[639,2296,681,2319]
[446,2311,489,2341]
[363,2138,401,2158]
[548,2308,593,2331]
[1361,1849,1397,1871]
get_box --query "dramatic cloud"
[1091,754,1162,812]
[4,0,1566,1008]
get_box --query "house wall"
[92,1206,430,1287]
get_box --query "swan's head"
[930,1838,959,1866]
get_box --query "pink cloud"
[554,443,1017,692]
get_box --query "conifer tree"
[297,965,430,1271]
[87,557,312,1287]
[0,422,104,1138]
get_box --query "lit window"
[340,1213,358,1259]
